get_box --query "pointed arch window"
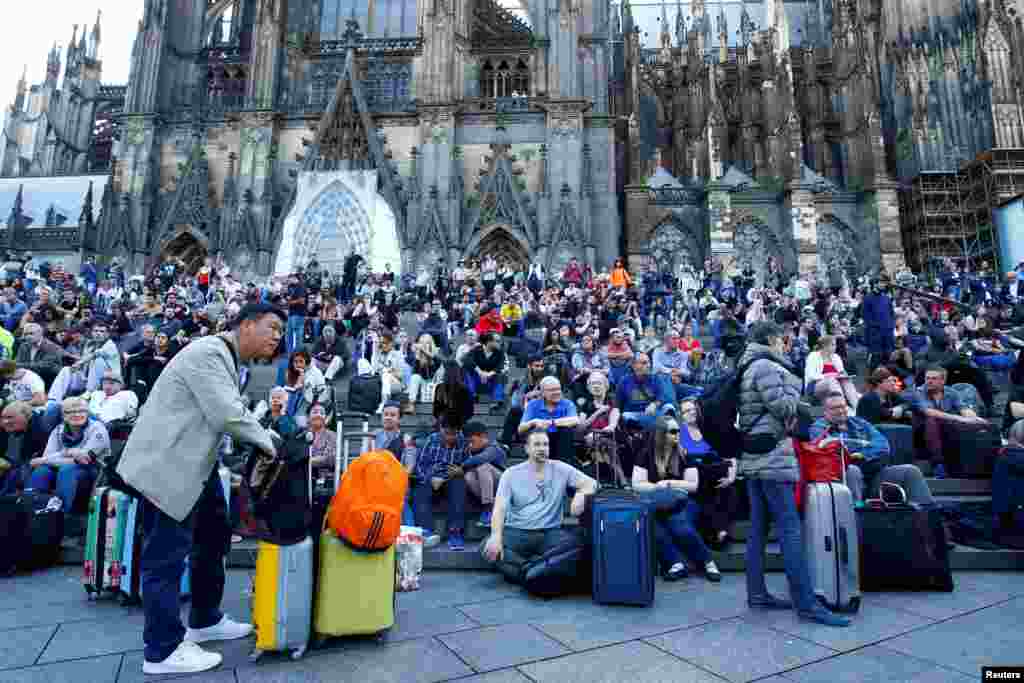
[480,58,529,99]
[321,0,416,38]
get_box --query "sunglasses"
[666,428,680,435]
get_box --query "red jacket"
[475,311,504,335]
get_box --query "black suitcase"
[948,423,1000,479]
[876,423,914,466]
[0,491,64,574]
[347,374,382,414]
[857,484,954,592]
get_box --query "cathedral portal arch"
[817,214,864,280]
[464,223,532,271]
[647,218,703,276]
[273,171,402,278]
[732,217,783,283]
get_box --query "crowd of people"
[1,247,1023,672]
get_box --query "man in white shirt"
[371,332,408,411]
[88,370,139,424]
[0,360,46,406]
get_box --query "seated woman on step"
[631,416,721,582]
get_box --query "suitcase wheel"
[290,646,306,661]
[249,649,263,663]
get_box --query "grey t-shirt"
[496,460,593,531]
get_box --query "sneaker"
[798,607,852,627]
[184,615,253,643]
[423,534,441,548]
[448,530,465,551]
[142,641,222,675]
[665,562,688,581]
[748,593,794,610]
[704,560,722,582]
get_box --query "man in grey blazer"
[117,303,284,675]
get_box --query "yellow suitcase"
[313,528,396,641]
[251,538,314,661]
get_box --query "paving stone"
[37,615,145,663]
[518,641,726,683]
[781,645,974,683]
[741,600,934,652]
[645,618,836,682]
[0,625,57,671]
[383,606,480,643]
[446,671,532,683]
[953,571,1024,597]
[881,598,1024,676]
[0,568,88,610]
[456,596,591,627]
[0,654,121,683]
[438,623,570,673]
[236,637,471,683]
[861,582,1011,620]
[395,572,519,611]
[530,597,715,651]
[0,597,129,631]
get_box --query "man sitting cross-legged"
[483,429,597,584]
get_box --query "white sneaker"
[184,615,254,643]
[142,641,222,675]
[423,534,441,548]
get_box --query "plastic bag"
[396,525,424,592]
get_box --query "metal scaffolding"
[900,148,1024,274]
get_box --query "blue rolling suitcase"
[587,494,656,606]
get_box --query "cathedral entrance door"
[160,228,208,274]
[470,225,530,273]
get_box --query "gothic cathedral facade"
[5,0,1024,280]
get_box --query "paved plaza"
[1,566,1021,682]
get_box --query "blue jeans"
[672,382,704,402]
[653,508,711,572]
[286,314,305,354]
[622,405,676,430]
[745,478,816,613]
[27,463,97,513]
[465,370,505,403]
[140,469,230,663]
[412,476,466,533]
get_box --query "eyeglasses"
[666,429,680,435]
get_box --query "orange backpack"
[327,449,409,551]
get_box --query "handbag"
[858,483,954,592]
[793,434,846,509]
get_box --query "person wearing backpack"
[738,321,851,627]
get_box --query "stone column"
[874,180,904,273]
[787,183,817,274]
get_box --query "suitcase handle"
[865,482,908,508]
[838,527,848,564]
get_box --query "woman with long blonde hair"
[407,333,441,407]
